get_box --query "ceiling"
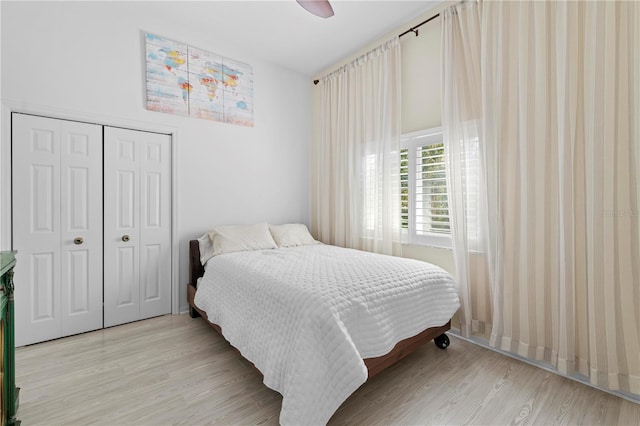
[141,0,443,76]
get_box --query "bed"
[187,229,460,425]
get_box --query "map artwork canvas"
[145,33,254,127]
[145,34,190,116]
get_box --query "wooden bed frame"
[186,239,451,379]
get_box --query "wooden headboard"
[188,240,204,288]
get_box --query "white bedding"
[193,244,460,425]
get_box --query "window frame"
[400,127,452,249]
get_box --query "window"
[400,127,452,248]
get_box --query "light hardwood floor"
[16,314,640,425]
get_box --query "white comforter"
[194,244,460,425]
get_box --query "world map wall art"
[145,33,254,127]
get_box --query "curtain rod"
[398,12,440,38]
[313,11,441,85]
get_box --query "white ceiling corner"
[141,0,443,76]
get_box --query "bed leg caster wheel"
[434,333,450,350]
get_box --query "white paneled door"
[12,114,103,346]
[103,127,171,327]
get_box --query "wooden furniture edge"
[189,240,204,289]
[364,320,450,378]
[186,239,451,379]
[0,251,20,425]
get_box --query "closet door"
[12,114,103,346]
[103,127,171,327]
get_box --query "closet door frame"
[0,102,181,317]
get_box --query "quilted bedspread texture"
[194,244,460,425]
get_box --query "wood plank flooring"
[16,314,640,425]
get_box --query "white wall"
[1,1,311,312]
[400,12,442,134]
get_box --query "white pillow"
[197,234,215,266]
[208,222,277,256]
[269,223,319,247]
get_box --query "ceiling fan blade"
[297,0,335,18]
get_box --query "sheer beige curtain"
[441,1,492,339]
[312,38,401,255]
[443,0,640,396]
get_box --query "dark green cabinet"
[0,252,19,425]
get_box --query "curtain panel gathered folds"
[443,0,640,396]
[312,38,402,255]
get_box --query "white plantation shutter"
[416,143,450,235]
[400,128,452,248]
[400,148,410,232]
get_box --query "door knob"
[74,237,84,245]
[122,235,130,242]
